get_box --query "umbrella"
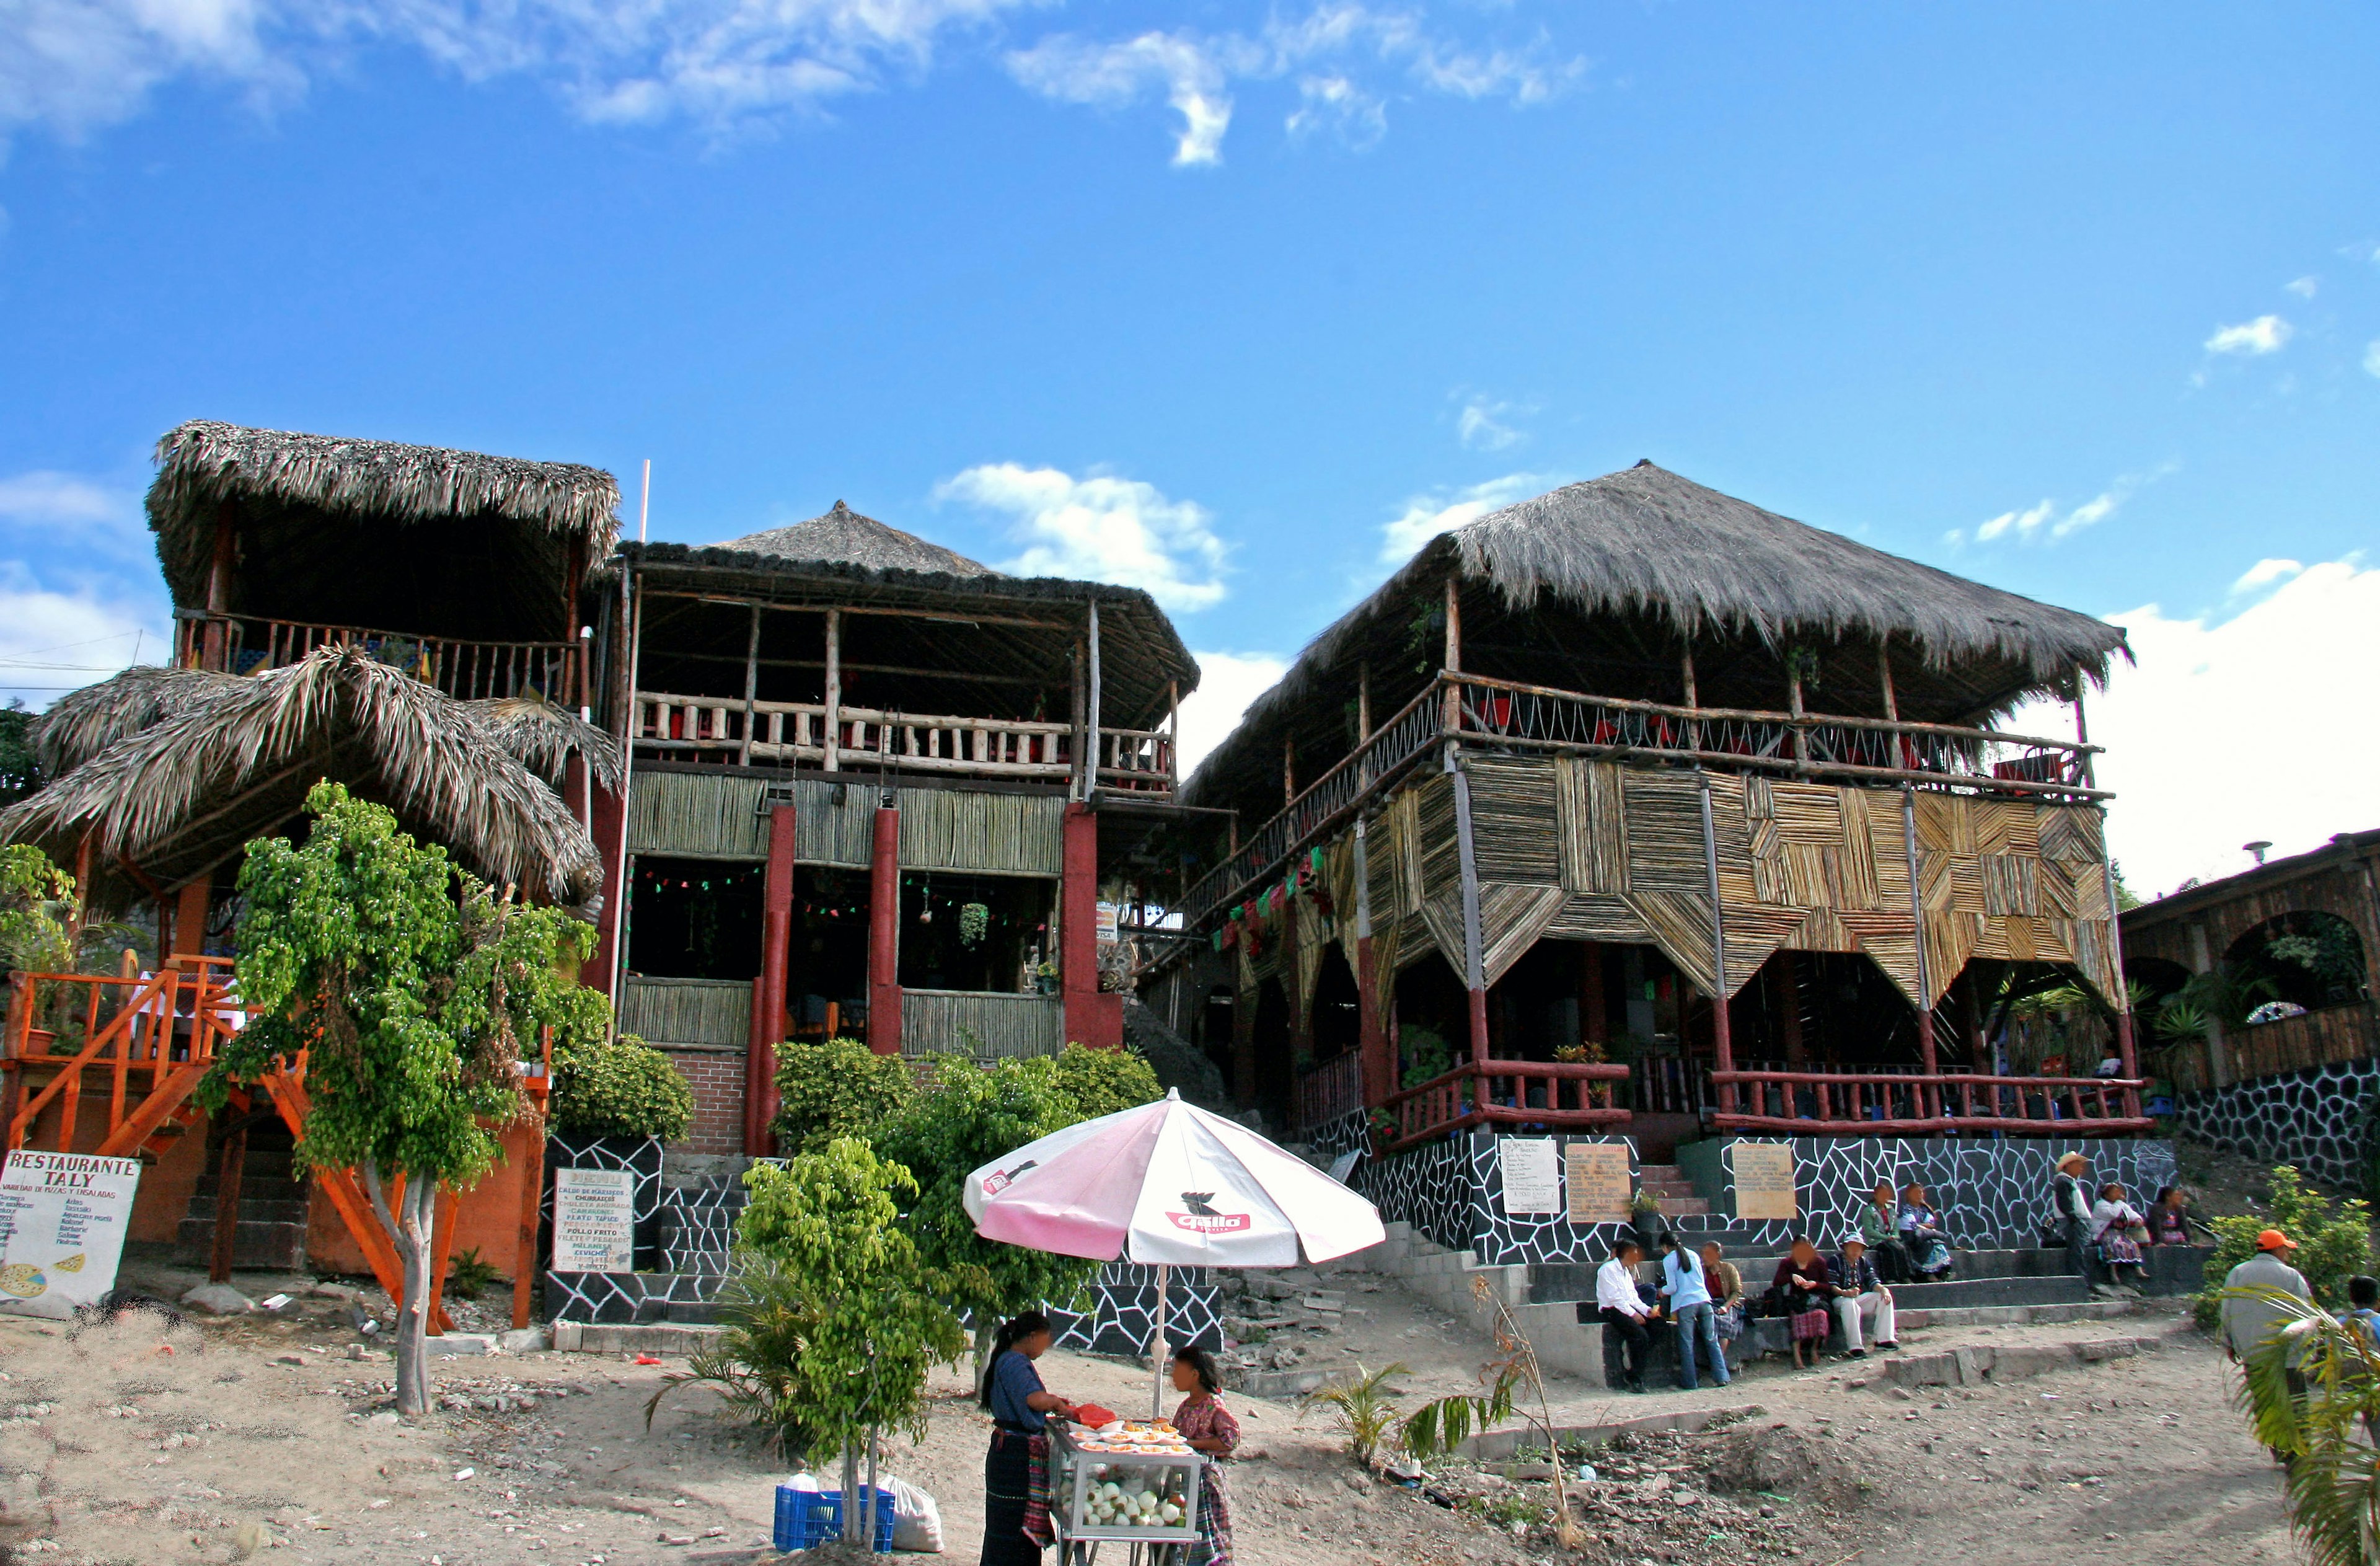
[964,1089,1385,1415]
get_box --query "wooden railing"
[1379,1059,1632,1152]
[1708,1068,2149,1135]
[176,614,584,707]
[1181,671,2105,930]
[1295,1051,1366,1131]
[2160,1005,2370,1098]
[2,959,240,1157]
[632,689,1176,794]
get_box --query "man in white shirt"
[1595,1239,1658,1394]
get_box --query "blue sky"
[2,1,2376,893]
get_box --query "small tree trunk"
[972,1322,998,1389]
[392,1174,438,1416]
[840,1444,862,1544]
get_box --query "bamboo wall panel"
[1294,896,1329,1014]
[900,989,1064,1059]
[1631,891,1717,987]
[1542,894,1651,943]
[1420,890,1469,980]
[1478,883,1570,986]
[794,779,876,868]
[1464,758,1562,883]
[620,976,754,1047]
[1414,773,1461,897]
[897,789,1064,875]
[627,771,770,859]
[1619,773,1709,893]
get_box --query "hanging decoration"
[959,901,990,948]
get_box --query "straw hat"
[2056,1152,2088,1172]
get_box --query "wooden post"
[1901,787,1939,1090]
[2188,921,2228,1089]
[1283,737,1297,805]
[1787,659,1809,772]
[200,505,234,673]
[208,1113,247,1285]
[1696,774,1737,1113]
[1442,578,1464,737]
[1070,644,1088,802]
[605,572,645,1024]
[1681,649,1700,751]
[749,805,798,1152]
[738,603,761,766]
[68,834,91,947]
[866,802,901,1056]
[1354,819,1390,1115]
[512,1116,546,1331]
[171,878,209,957]
[822,608,842,772]
[1877,639,1900,722]
[1086,598,1103,797]
[1449,754,1489,1066]
[1167,679,1181,788]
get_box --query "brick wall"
[659,1045,749,1157]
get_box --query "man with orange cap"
[2219,1228,2311,1366]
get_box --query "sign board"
[1095,903,1121,944]
[1564,1143,1633,1225]
[1326,1149,1364,1185]
[1730,1141,1799,1222]
[0,1151,141,1319]
[551,1167,637,1273]
[1497,1138,1562,1215]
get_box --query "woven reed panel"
[1465,757,1562,883]
[899,989,1063,1058]
[620,977,753,1047]
[2035,804,2106,865]
[1921,913,1985,1006]
[1703,774,1758,904]
[1836,910,1923,1005]
[1294,895,1328,1015]
[1972,799,2041,857]
[1390,789,1426,918]
[1543,893,1651,943]
[1390,910,1437,970]
[1628,890,1717,988]
[1368,918,1403,1028]
[627,771,770,859]
[1722,905,1815,993]
[1416,772,1461,895]
[793,778,876,867]
[1768,782,1844,843]
[1836,790,1882,909]
[1979,854,2040,917]
[1619,772,1707,893]
[897,789,1063,875]
[1420,888,1470,979]
[1556,757,1631,895]
[1477,882,1570,987]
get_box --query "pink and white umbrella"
[964,1089,1384,1412]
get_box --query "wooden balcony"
[1181,670,2104,926]
[1380,1059,1632,1153]
[1294,1050,1365,1131]
[632,689,1176,795]
[1708,1066,2150,1135]
[175,613,585,707]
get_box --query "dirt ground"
[0,1239,2306,1566]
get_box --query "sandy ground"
[0,1237,2309,1566]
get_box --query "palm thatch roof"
[148,420,619,642]
[1184,462,2129,815]
[720,500,996,578]
[1,649,608,911]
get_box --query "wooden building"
[2123,829,2380,1096]
[600,502,1201,1156]
[1171,462,2149,1155]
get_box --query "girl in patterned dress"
[1170,1348,1240,1566]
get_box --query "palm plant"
[1303,1361,1411,1467]
[2234,1286,2380,1564]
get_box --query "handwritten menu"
[1564,1143,1633,1225]
[1497,1138,1562,1215]
[551,1167,637,1273]
[0,1151,141,1319]
[1730,1141,1799,1221]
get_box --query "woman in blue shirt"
[979,1311,1079,1566]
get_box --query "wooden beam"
[1696,774,1737,1113]
[738,603,761,767]
[208,1113,246,1284]
[1449,756,1489,1064]
[1878,638,1900,722]
[1902,786,1937,1075]
[1086,599,1103,797]
[512,1115,546,1332]
[822,608,842,773]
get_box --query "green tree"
[0,844,74,978]
[2233,1289,2380,1564]
[208,783,609,1413]
[653,1139,964,1543]
[550,1032,695,1142]
[771,1035,917,1152]
[0,701,36,808]
[2193,1164,2375,1331]
[1032,1040,1163,1121]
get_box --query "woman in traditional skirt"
[1771,1238,1835,1369]
[2091,1182,2150,1291]
[1170,1348,1240,1566]
[980,1312,1077,1566]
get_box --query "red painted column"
[868,804,902,1056]
[1355,934,1390,1113]
[1060,804,1122,1048]
[583,783,625,989]
[746,805,796,1155]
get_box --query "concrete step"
[1885,1273,2093,1311]
[172,1218,308,1272]
[552,1320,721,1356]
[1657,1197,1711,1216]
[1895,1299,2143,1332]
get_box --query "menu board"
[1730,1141,1799,1221]
[1564,1143,1633,1225]
[551,1167,637,1273]
[0,1151,141,1319]
[1497,1138,1562,1215]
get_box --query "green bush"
[550,1032,695,1142]
[2193,1164,2375,1330]
[772,1036,915,1152]
[1036,1040,1162,1121]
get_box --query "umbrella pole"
[1151,1262,1170,1420]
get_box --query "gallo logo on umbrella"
[979,1159,1038,1197]
[1165,1192,1252,1235]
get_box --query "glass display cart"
[1047,1420,1206,1564]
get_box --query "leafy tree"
[0,701,36,808]
[651,1139,964,1543]
[771,1035,917,1152]
[2234,1288,2380,1564]
[1032,1040,1162,1121]
[0,844,74,978]
[550,1032,695,1141]
[208,783,609,1413]
[2193,1165,2375,1331]
[873,1054,1101,1377]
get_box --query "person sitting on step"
[1771,1238,1835,1371]
[2148,1184,2196,1247]
[1897,1182,1955,1280]
[2091,1181,2150,1293]
[1595,1239,1662,1394]
[1703,1241,1747,1358]
[1828,1233,1898,1358]
[1858,1180,1912,1284]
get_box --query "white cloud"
[0,471,122,526]
[2230,557,2302,595]
[2285,275,2319,298]
[1970,466,2169,546]
[1975,499,2053,544]
[1379,471,1544,562]
[0,563,164,705]
[1175,648,1289,777]
[2363,340,2380,379]
[2204,314,2293,355]
[2010,557,2380,898]
[1010,4,1580,164]
[937,462,1228,611]
[1453,396,1530,452]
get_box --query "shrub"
[1036,1041,1162,1121]
[2193,1164,2375,1330]
[550,1032,695,1143]
[771,1036,915,1152]
[1304,1362,1410,1467]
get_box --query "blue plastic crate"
[773,1484,896,1553]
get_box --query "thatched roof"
[719,500,995,578]
[1184,462,2129,815]
[1,650,607,910]
[147,420,619,641]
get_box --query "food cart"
[1047,1420,1205,1564]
